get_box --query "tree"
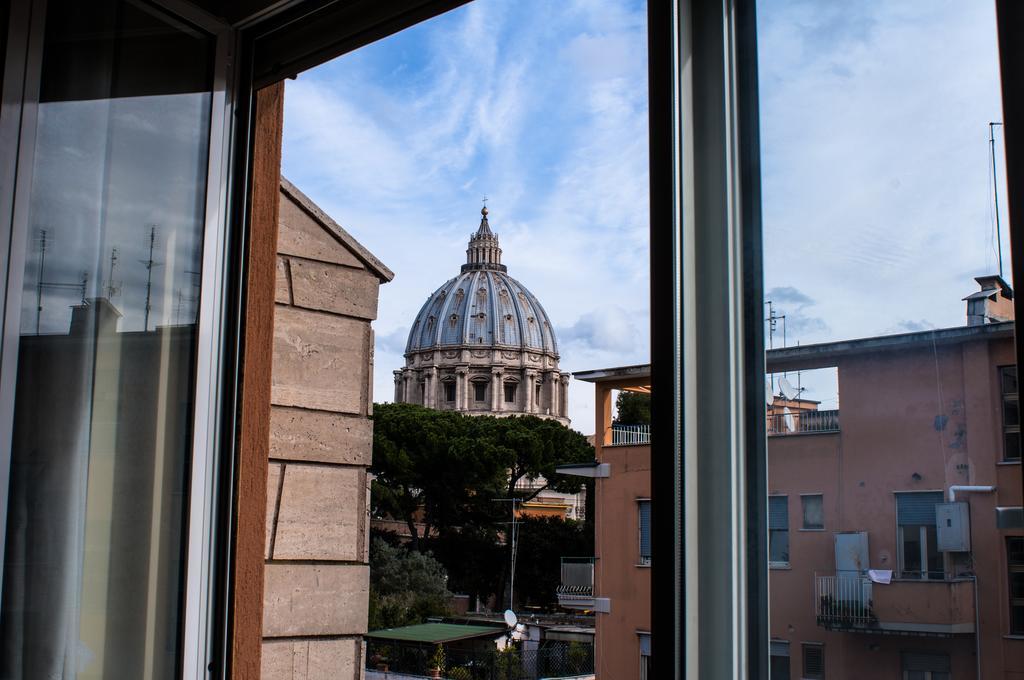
[614,390,650,425]
[512,516,593,608]
[368,537,453,630]
[371,403,594,547]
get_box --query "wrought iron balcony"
[767,408,839,436]
[611,423,650,445]
[814,573,975,637]
[556,557,595,610]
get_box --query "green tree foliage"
[371,403,594,548]
[368,537,453,630]
[614,390,651,425]
[512,516,593,608]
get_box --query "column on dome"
[425,366,438,408]
[525,370,536,413]
[491,368,503,412]
[549,371,558,416]
[458,367,470,411]
[560,373,570,417]
[394,371,403,403]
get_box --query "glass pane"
[0,1,213,678]
[760,1,1013,676]
[1008,537,1024,565]
[770,654,791,680]
[802,495,824,530]
[770,529,789,564]
[1013,605,1024,635]
[1010,572,1024,599]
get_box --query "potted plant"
[427,643,446,679]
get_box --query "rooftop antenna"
[141,225,163,331]
[492,497,522,611]
[35,229,47,335]
[765,300,787,394]
[989,122,1005,278]
[104,247,122,299]
[779,375,804,402]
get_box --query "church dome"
[405,209,559,356]
[396,206,568,423]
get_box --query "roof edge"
[280,176,395,283]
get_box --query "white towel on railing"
[868,569,892,584]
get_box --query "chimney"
[963,275,1014,326]
[69,297,122,336]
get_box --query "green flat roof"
[365,623,504,644]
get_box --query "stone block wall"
[262,179,392,680]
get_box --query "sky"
[281,0,1007,431]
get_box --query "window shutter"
[901,652,950,673]
[802,644,824,679]
[769,640,789,657]
[638,633,651,657]
[769,496,788,530]
[639,500,651,560]
[896,492,943,526]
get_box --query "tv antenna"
[141,225,163,331]
[104,247,122,299]
[989,122,1004,278]
[492,497,522,611]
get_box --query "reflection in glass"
[0,1,213,678]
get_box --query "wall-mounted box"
[936,502,970,552]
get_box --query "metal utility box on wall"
[936,502,971,551]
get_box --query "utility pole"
[492,497,522,611]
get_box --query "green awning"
[365,623,504,644]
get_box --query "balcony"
[767,408,839,436]
[611,423,650,446]
[556,557,595,610]
[814,574,975,637]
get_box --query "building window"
[769,640,790,680]
[801,494,824,530]
[504,383,517,404]
[1009,537,1024,635]
[1001,366,1020,461]
[769,495,789,566]
[896,492,944,579]
[535,383,542,406]
[901,651,950,680]
[444,381,455,402]
[473,381,486,403]
[638,633,651,680]
[802,643,824,680]
[638,499,651,565]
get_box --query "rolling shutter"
[896,492,943,526]
[769,496,789,530]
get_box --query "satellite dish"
[503,609,518,628]
[783,406,796,432]
[765,380,775,406]
[779,376,801,401]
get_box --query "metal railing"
[767,409,840,436]
[556,557,594,608]
[611,423,650,445]
[814,573,877,630]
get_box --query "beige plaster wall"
[261,184,386,680]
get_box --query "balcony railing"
[815,573,877,629]
[556,557,595,610]
[611,423,650,445]
[814,573,975,636]
[767,408,840,436]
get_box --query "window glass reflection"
[0,1,213,678]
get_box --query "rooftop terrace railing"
[610,423,650,445]
[767,408,839,436]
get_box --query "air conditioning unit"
[936,502,970,552]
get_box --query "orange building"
[566,277,1024,679]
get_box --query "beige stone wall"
[262,181,391,680]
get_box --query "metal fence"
[366,639,594,680]
[611,423,650,445]
[767,409,840,436]
[814,573,877,629]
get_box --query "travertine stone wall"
[262,179,392,680]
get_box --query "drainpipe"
[947,485,996,502]
[974,574,982,680]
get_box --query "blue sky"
[282,0,1007,429]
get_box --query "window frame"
[1009,536,1024,635]
[800,493,825,531]
[638,497,652,566]
[1000,365,1020,462]
[768,494,790,568]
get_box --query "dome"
[406,269,559,355]
[396,206,569,424]
[405,207,559,356]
